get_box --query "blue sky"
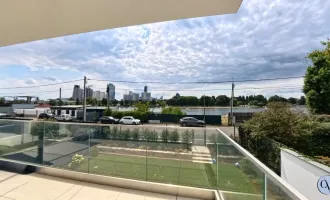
[0,0,329,100]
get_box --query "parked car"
[99,116,119,124]
[119,116,141,125]
[55,114,73,121]
[38,113,54,119]
[179,117,205,127]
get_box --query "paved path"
[191,146,212,164]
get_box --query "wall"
[149,114,222,125]
[281,149,330,200]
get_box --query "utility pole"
[203,95,206,122]
[230,80,235,126]
[106,84,110,109]
[83,76,87,122]
[59,87,62,115]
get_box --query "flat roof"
[0,0,242,47]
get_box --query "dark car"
[99,116,119,124]
[179,117,205,127]
[38,113,54,119]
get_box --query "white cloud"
[0,0,329,99]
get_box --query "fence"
[149,114,222,125]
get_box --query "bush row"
[96,127,194,144]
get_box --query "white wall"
[281,149,330,200]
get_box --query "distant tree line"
[165,95,306,107]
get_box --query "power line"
[91,85,302,92]
[0,89,71,95]
[0,79,83,90]
[89,76,304,84]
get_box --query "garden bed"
[97,145,193,160]
[93,139,191,152]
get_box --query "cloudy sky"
[0,0,329,100]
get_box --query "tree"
[288,97,298,105]
[101,98,107,106]
[103,108,112,116]
[49,99,56,106]
[298,96,306,105]
[75,98,80,105]
[215,95,230,106]
[268,95,287,103]
[303,40,330,114]
[0,97,5,104]
[161,107,185,115]
[243,102,315,147]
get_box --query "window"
[57,110,61,115]
[66,110,70,114]
[71,110,75,117]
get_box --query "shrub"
[111,126,119,139]
[68,154,85,169]
[161,129,169,142]
[102,126,111,139]
[90,146,99,158]
[120,129,131,140]
[182,130,193,149]
[143,129,158,141]
[161,107,186,115]
[239,158,258,177]
[132,128,140,140]
[103,108,113,116]
[169,129,179,142]
[243,102,316,147]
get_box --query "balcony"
[0,119,307,200]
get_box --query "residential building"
[123,94,133,101]
[129,91,139,101]
[72,85,81,101]
[144,86,148,93]
[107,83,115,100]
[141,92,151,101]
[79,88,84,101]
[123,91,139,101]
[100,92,106,100]
[86,87,93,98]
[93,91,101,100]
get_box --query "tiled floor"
[0,170,201,200]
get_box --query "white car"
[55,114,73,121]
[119,116,141,125]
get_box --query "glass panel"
[88,124,147,181]
[216,132,263,198]
[42,122,90,171]
[0,120,42,164]
[267,176,293,200]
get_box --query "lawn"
[78,153,257,193]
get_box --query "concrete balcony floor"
[0,170,200,200]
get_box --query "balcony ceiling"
[0,0,242,47]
